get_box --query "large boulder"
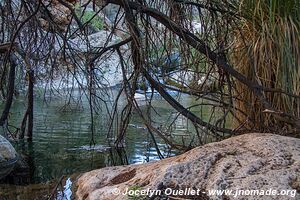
[76,133,300,200]
[0,135,18,180]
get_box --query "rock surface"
[76,133,300,200]
[0,135,18,179]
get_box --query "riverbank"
[76,133,300,200]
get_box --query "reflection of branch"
[133,103,187,150]
[48,175,64,200]
[142,68,233,134]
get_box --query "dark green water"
[0,90,212,199]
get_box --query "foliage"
[75,4,104,31]
[231,0,300,132]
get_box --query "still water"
[0,89,209,199]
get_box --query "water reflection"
[0,175,75,200]
[56,178,72,200]
[0,90,209,199]
[3,96,157,183]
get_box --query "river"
[0,88,214,199]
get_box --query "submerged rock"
[0,135,18,180]
[76,133,300,200]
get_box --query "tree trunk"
[27,70,34,141]
[0,55,16,126]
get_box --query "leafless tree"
[0,0,299,153]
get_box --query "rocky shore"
[76,133,300,200]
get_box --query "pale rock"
[76,133,300,200]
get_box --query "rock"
[76,133,300,200]
[70,31,122,52]
[40,0,73,32]
[0,154,31,185]
[0,135,18,180]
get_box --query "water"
[0,89,213,199]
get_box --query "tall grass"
[231,0,300,132]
